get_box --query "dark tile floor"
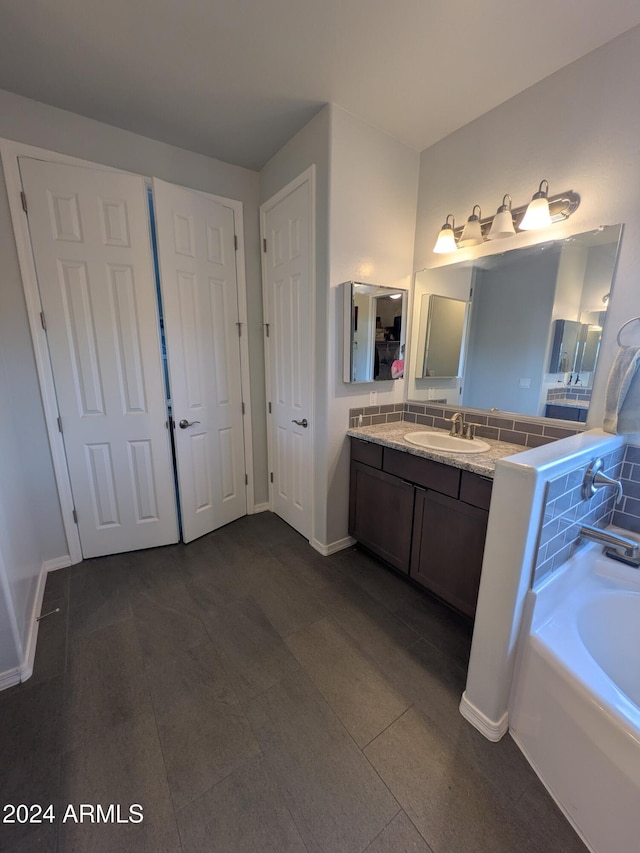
[0,512,587,853]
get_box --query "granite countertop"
[347,421,526,477]
[548,398,589,409]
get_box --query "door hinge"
[57,416,62,433]
[268,402,272,414]
[242,402,245,415]
[270,472,274,483]
[234,234,238,251]
[263,237,267,253]
[264,323,270,337]
[469,287,473,299]
[40,311,47,331]
[236,321,242,337]
[20,191,27,214]
[245,473,248,485]
[72,508,78,524]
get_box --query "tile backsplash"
[348,403,582,448]
[613,445,640,534]
[546,387,592,404]
[533,445,639,586]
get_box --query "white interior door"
[262,172,314,539]
[153,179,247,542]
[19,157,178,558]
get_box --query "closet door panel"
[20,157,178,557]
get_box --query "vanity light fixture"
[519,179,552,230]
[432,183,580,253]
[487,194,516,240]
[433,214,458,253]
[458,205,484,248]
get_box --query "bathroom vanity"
[347,423,522,617]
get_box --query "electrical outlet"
[369,391,377,405]
[519,378,531,389]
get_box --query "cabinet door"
[349,461,414,573]
[410,489,488,617]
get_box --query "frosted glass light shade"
[488,195,516,240]
[433,215,457,253]
[458,205,483,248]
[520,196,552,230]
[520,180,552,230]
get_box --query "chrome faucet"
[446,412,476,440]
[446,412,464,437]
[578,523,640,567]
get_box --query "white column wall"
[325,106,419,549]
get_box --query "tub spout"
[578,523,640,567]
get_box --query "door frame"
[259,166,316,542]
[1,139,255,563]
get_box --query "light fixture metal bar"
[452,190,580,240]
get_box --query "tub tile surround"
[534,445,628,584]
[349,403,582,449]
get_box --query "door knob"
[291,418,308,428]
[178,419,201,429]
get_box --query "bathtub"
[509,541,640,853]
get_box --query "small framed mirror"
[343,282,407,382]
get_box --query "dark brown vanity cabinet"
[349,438,492,617]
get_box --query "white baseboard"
[310,536,356,557]
[252,502,271,514]
[459,691,509,742]
[43,554,72,572]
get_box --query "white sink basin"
[404,431,491,454]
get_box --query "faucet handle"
[462,422,476,440]
[582,458,623,504]
[593,471,623,504]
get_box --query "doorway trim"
[1,139,255,562]
[260,165,316,543]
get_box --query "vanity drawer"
[350,438,383,469]
[383,447,460,497]
[459,470,493,510]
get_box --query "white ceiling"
[2,0,640,171]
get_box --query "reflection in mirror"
[343,282,407,382]
[420,294,468,378]
[408,225,623,423]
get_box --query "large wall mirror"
[343,282,407,382]
[407,224,623,422]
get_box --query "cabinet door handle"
[401,479,424,491]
